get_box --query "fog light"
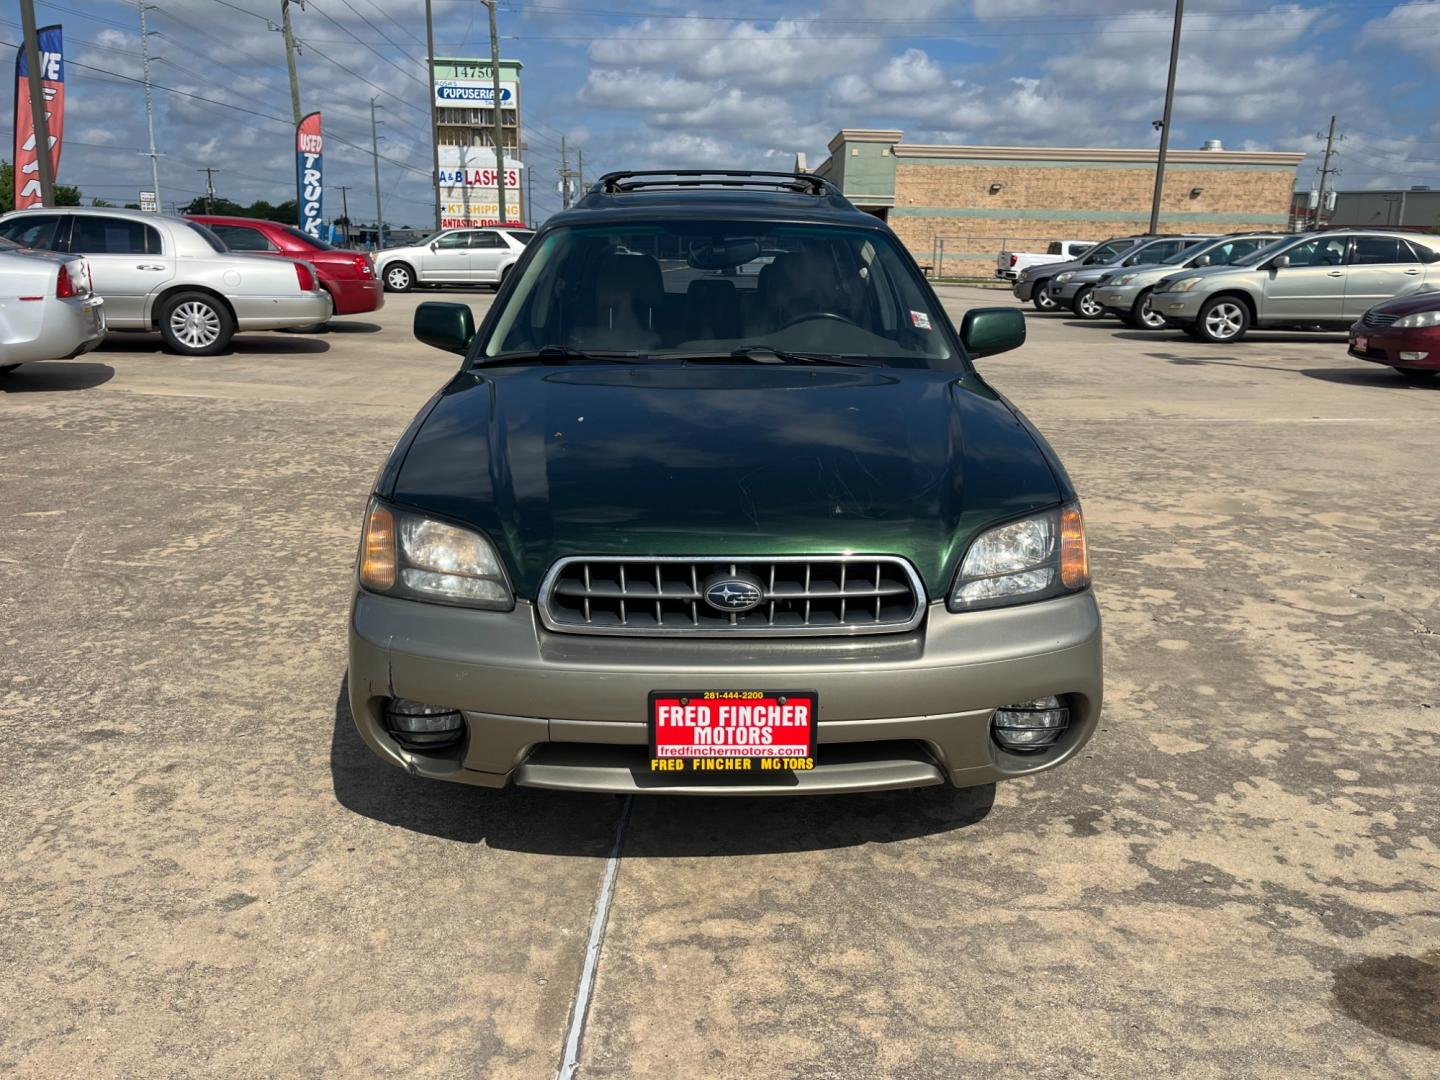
[1399,351,1429,362]
[993,696,1070,751]
[384,697,465,750]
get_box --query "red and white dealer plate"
[649,690,817,774]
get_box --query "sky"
[7,0,1440,227]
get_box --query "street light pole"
[370,97,385,250]
[1148,0,1184,235]
[482,0,506,226]
[424,0,442,232]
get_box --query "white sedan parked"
[0,240,105,374]
[374,227,533,292]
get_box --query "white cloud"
[1360,3,1440,70]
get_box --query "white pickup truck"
[996,240,1093,281]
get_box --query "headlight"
[949,503,1090,611]
[1018,270,1030,282]
[1394,310,1440,328]
[359,499,513,609]
[1055,272,1074,284]
[1115,273,1138,286]
[1170,276,1204,292]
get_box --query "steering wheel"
[777,311,859,332]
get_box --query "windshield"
[1082,239,1131,264]
[1162,235,1280,266]
[505,230,535,246]
[181,220,227,253]
[481,221,956,368]
[283,226,334,250]
[1230,237,1296,267]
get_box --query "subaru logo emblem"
[704,577,764,613]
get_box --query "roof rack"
[593,170,839,197]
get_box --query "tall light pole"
[370,97,385,250]
[423,0,442,231]
[1148,0,1183,235]
[18,0,56,206]
[482,0,506,226]
[138,2,163,206]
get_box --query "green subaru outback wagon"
[348,171,1102,795]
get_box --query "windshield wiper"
[485,345,646,365]
[659,347,879,367]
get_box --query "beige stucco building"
[811,130,1306,277]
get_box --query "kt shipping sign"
[295,111,324,239]
[12,25,64,210]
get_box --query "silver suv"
[1150,229,1440,343]
[1094,233,1286,329]
[1049,235,1214,319]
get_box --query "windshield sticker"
[910,311,932,330]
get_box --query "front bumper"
[1349,321,1440,370]
[231,289,333,330]
[1153,290,1204,323]
[1050,279,1099,304]
[1095,285,1142,313]
[1011,279,1037,302]
[347,590,1104,795]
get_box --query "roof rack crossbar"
[595,170,835,196]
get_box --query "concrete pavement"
[1,287,1436,1077]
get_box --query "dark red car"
[189,216,383,317]
[1350,290,1440,383]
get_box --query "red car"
[1349,290,1440,383]
[189,216,383,317]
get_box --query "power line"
[305,0,429,89]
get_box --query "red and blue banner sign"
[295,111,323,239]
[12,25,64,209]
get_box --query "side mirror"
[429,242,439,252]
[1193,254,1212,268]
[1269,254,1290,270]
[960,307,1026,359]
[414,301,475,355]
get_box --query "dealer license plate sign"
[649,691,816,774]
[1353,335,1368,353]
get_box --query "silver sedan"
[0,208,332,356]
[0,241,105,374]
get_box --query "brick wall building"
[812,130,1306,277]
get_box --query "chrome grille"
[538,555,926,636]
[1362,310,1399,328]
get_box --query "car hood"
[1153,262,1254,289]
[1367,287,1440,317]
[387,365,1064,600]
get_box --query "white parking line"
[557,795,633,1080]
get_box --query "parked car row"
[1015,227,1440,382]
[0,206,389,366]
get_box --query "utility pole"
[370,97,385,250]
[18,0,56,206]
[336,185,352,244]
[560,135,570,210]
[137,2,163,207]
[1315,115,1340,229]
[1148,0,1183,235]
[280,0,304,127]
[482,0,506,226]
[196,168,218,213]
[423,0,442,232]
[525,152,533,225]
[576,148,584,195]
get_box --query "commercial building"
[1328,187,1440,231]
[811,130,1306,276]
[432,56,526,226]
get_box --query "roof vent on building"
[1201,139,1224,151]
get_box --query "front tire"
[1124,289,1168,329]
[158,291,234,356]
[1072,286,1105,320]
[384,263,414,292]
[1196,296,1250,343]
[1031,282,1057,312]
